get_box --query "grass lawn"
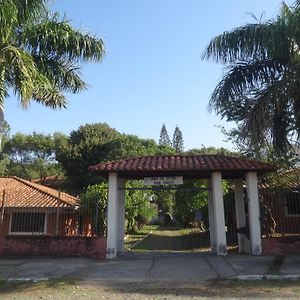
[125,225,238,252]
[124,225,159,250]
[1,277,300,299]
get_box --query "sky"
[5,0,294,150]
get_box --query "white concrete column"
[234,179,247,253]
[117,178,126,253]
[207,179,216,254]
[107,172,119,259]
[211,172,227,255]
[246,172,262,255]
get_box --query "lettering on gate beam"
[143,176,183,186]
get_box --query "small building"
[260,168,300,236]
[0,177,81,236]
[89,154,277,258]
[32,175,65,190]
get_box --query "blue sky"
[5,0,294,150]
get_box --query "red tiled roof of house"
[32,175,65,189]
[89,155,277,179]
[261,167,300,189]
[0,177,78,208]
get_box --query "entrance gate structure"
[89,155,276,259]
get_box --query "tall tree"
[159,124,171,147]
[3,132,67,181]
[56,123,120,189]
[202,1,300,156]
[0,1,104,146]
[172,125,184,153]
[57,123,175,189]
[219,125,298,167]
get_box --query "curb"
[233,274,300,281]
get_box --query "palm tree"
[202,1,300,155]
[0,1,104,149]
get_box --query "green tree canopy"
[202,1,300,156]
[3,131,67,181]
[106,134,175,160]
[220,125,298,167]
[56,123,120,189]
[80,182,108,236]
[174,180,208,227]
[125,181,156,232]
[56,123,175,189]
[185,146,239,156]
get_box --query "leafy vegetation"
[3,131,67,181]
[185,146,239,156]
[0,0,104,119]
[80,183,108,236]
[56,123,120,189]
[125,181,157,232]
[80,181,157,235]
[203,1,300,157]
[174,180,208,227]
[56,123,175,189]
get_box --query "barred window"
[10,212,46,234]
[286,192,300,215]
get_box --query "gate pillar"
[234,179,250,253]
[117,178,126,253]
[211,172,227,255]
[107,172,125,259]
[246,172,262,255]
[207,179,216,254]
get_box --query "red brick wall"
[0,236,107,259]
[262,237,300,255]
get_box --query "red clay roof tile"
[89,155,277,178]
[0,177,77,208]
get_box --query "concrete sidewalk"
[0,254,300,282]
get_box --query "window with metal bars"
[10,212,46,234]
[286,191,300,215]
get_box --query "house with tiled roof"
[259,168,300,236]
[32,175,65,189]
[0,177,82,236]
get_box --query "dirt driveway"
[1,277,300,299]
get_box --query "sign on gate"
[143,176,183,186]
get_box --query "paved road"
[0,254,300,282]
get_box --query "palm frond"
[271,100,293,153]
[0,1,104,112]
[21,19,105,62]
[2,45,40,104]
[32,55,87,93]
[33,84,67,109]
[208,60,286,114]
[202,20,291,64]
[0,69,7,112]
[14,0,47,25]
[0,1,17,42]
[243,79,293,153]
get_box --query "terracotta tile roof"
[261,168,300,189]
[0,177,78,208]
[32,175,65,189]
[89,155,277,179]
